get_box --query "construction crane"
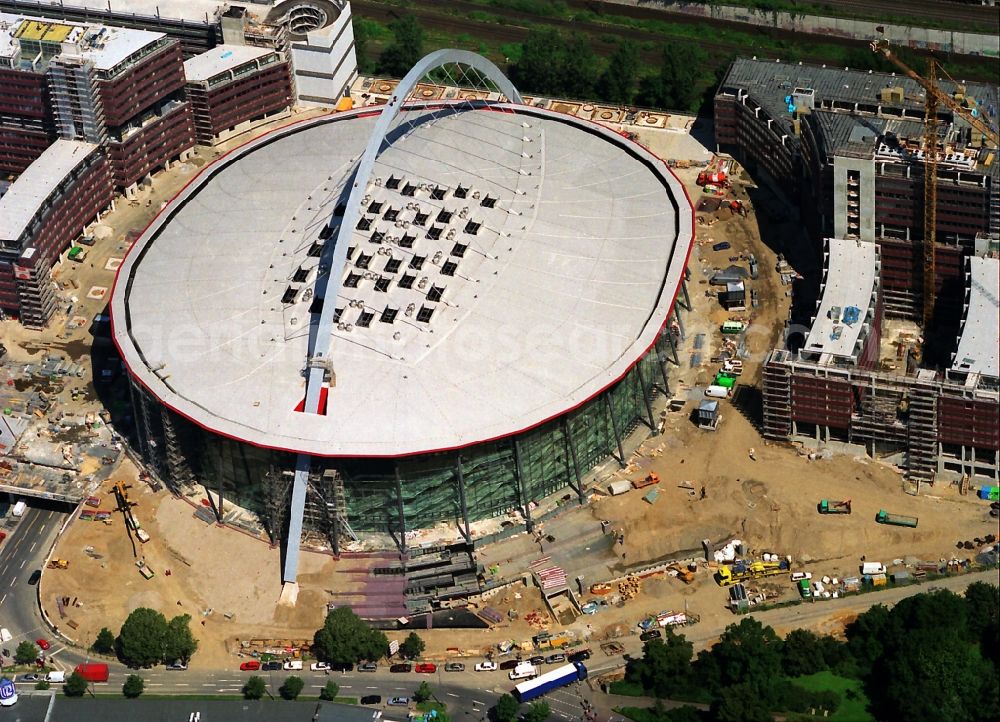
[870,38,999,328]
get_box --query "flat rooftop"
[112,103,693,457]
[952,256,999,380]
[1,13,166,72]
[183,44,275,82]
[0,139,98,244]
[803,237,879,364]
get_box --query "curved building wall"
[130,335,669,536]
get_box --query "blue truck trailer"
[514,662,588,702]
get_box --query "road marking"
[0,594,5,604]
[217,688,240,692]
[447,692,458,697]
[19,560,25,569]
[366,686,377,689]
[340,685,351,689]
[9,576,15,587]
[174,683,190,687]
[473,700,485,706]
[29,542,36,553]
[147,683,164,687]
[201,683,216,687]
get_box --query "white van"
[11,500,26,517]
[0,628,11,643]
[508,662,537,681]
[282,660,303,671]
[46,671,65,683]
[705,385,731,399]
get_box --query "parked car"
[358,662,378,672]
[388,696,410,706]
[282,660,303,671]
[474,661,498,672]
[329,662,354,672]
[165,661,188,671]
[444,662,465,672]
[36,639,50,651]
[309,662,329,672]
[27,570,41,585]
[0,532,6,543]
[568,649,592,662]
[361,695,382,705]
[262,661,282,671]
[640,630,662,641]
[498,660,520,671]
[18,674,41,683]
[528,656,545,665]
[545,653,566,664]
[239,660,260,671]
[712,241,732,251]
[390,663,412,673]
[415,663,436,674]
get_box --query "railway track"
[353,0,998,82]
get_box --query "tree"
[117,607,168,668]
[163,614,198,664]
[243,675,266,700]
[560,33,598,99]
[319,680,339,701]
[34,680,50,691]
[93,627,116,655]
[312,607,388,665]
[597,40,640,105]
[509,28,565,96]
[63,671,89,697]
[399,632,425,660]
[639,43,705,112]
[523,700,551,722]
[782,628,828,677]
[701,617,783,706]
[711,683,772,722]
[122,674,144,698]
[845,603,895,676]
[14,640,38,664]
[376,14,424,78]
[279,675,304,700]
[414,680,432,703]
[625,630,694,698]
[494,693,520,722]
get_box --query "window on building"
[416,306,434,323]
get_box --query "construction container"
[607,480,631,496]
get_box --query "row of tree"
[312,606,426,663]
[354,14,708,112]
[621,582,999,722]
[89,607,198,669]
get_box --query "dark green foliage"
[508,28,599,99]
[92,627,116,655]
[625,629,693,698]
[710,683,772,722]
[34,680,50,691]
[781,628,829,677]
[639,44,706,112]
[399,632,425,660]
[63,672,88,697]
[312,607,388,664]
[376,15,424,78]
[494,693,520,722]
[414,680,432,703]
[163,614,198,664]
[700,617,783,704]
[243,675,266,700]
[14,640,37,664]
[117,608,168,668]
[597,40,640,105]
[122,674,144,698]
[279,675,304,700]
[523,700,551,722]
[320,680,339,700]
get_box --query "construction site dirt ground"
[40,146,998,668]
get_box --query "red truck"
[74,663,109,683]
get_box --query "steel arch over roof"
[301,49,523,416]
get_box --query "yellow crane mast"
[870,39,999,328]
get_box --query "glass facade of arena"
[129,334,671,536]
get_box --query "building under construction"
[715,57,999,319]
[110,53,694,584]
[763,239,999,484]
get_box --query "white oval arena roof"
[111,103,693,457]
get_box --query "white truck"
[11,500,26,517]
[508,662,537,681]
